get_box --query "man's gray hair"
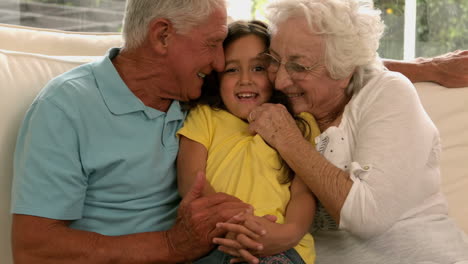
[122,0,226,50]
[266,0,385,95]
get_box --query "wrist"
[276,133,308,155]
[265,223,303,250]
[163,229,188,263]
[281,223,304,247]
[415,57,438,83]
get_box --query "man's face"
[166,7,227,102]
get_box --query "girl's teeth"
[237,93,257,98]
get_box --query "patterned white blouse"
[311,71,468,264]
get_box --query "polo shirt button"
[363,166,370,170]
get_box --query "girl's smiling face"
[219,34,272,120]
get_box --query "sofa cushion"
[0,49,97,264]
[414,82,468,232]
[0,23,122,56]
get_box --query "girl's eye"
[224,67,238,73]
[253,65,266,72]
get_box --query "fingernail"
[216,223,222,228]
[261,230,266,235]
[257,245,263,251]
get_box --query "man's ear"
[147,18,174,54]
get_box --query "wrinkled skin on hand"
[247,103,304,150]
[165,172,251,262]
[420,50,468,88]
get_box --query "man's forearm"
[383,58,435,83]
[384,50,468,88]
[12,214,181,264]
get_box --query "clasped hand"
[213,210,299,264]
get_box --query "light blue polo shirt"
[12,48,185,235]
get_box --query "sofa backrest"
[1,24,467,264]
[0,24,121,264]
[0,23,122,56]
[414,82,468,227]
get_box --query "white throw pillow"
[415,82,468,232]
[0,49,97,264]
[0,23,122,56]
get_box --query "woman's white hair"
[122,0,226,50]
[266,0,385,95]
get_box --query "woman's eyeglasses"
[260,53,318,81]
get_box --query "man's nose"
[212,45,225,72]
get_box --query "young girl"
[177,20,319,264]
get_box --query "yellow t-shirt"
[177,105,320,263]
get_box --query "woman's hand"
[247,103,304,150]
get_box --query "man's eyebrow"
[210,36,225,42]
[209,29,228,43]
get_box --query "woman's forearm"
[276,137,353,224]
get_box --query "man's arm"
[12,215,175,264]
[12,173,250,264]
[383,50,468,88]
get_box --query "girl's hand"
[215,213,300,262]
[213,212,268,263]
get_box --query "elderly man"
[11,0,468,263]
[11,1,250,263]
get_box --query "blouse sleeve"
[339,72,441,239]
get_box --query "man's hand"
[165,171,251,261]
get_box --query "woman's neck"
[316,96,350,132]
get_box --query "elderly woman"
[215,0,468,263]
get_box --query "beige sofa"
[1,23,467,264]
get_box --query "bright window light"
[226,0,252,21]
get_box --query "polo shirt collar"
[92,48,185,121]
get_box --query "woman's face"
[269,18,351,119]
[219,34,272,120]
